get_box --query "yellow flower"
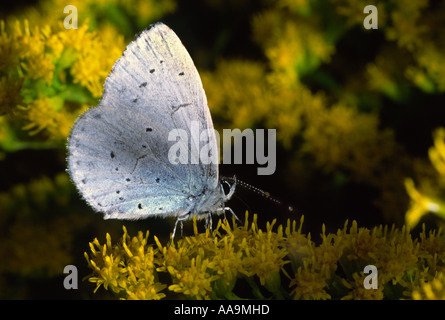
[405,66,435,93]
[252,12,334,82]
[201,60,272,130]
[416,43,445,91]
[85,236,122,293]
[418,226,445,277]
[0,20,54,83]
[335,220,380,262]
[168,255,217,300]
[0,16,127,144]
[61,24,124,98]
[212,233,244,292]
[303,103,396,183]
[341,272,384,300]
[312,224,343,273]
[21,96,72,139]
[21,53,54,85]
[0,20,25,70]
[412,272,445,300]
[82,211,445,300]
[119,228,166,300]
[405,128,445,228]
[405,178,441,228]
[179,217,218,258]
[377,225,419,286]
[85,227,166,299]
[241,218,288,286]
[386,0,429,51]
[284,216,313,269]
[289,259,331,300]
[366,57,401,99]
[429,128,445,177]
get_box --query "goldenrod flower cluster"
[85,213,445,300]
[0,0,175,152]
[0,19,124,144]
[405,128,445,228]
[0,173,87,280]
[413,272,445,300]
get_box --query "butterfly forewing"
[68,23,219,219]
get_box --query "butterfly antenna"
[222,176,294,213]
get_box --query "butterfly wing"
[67,23,219,219]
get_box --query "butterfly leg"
[224,206,240,222]
[170,212,190,246]
[215,206,240,223]
[205,212,214,242]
